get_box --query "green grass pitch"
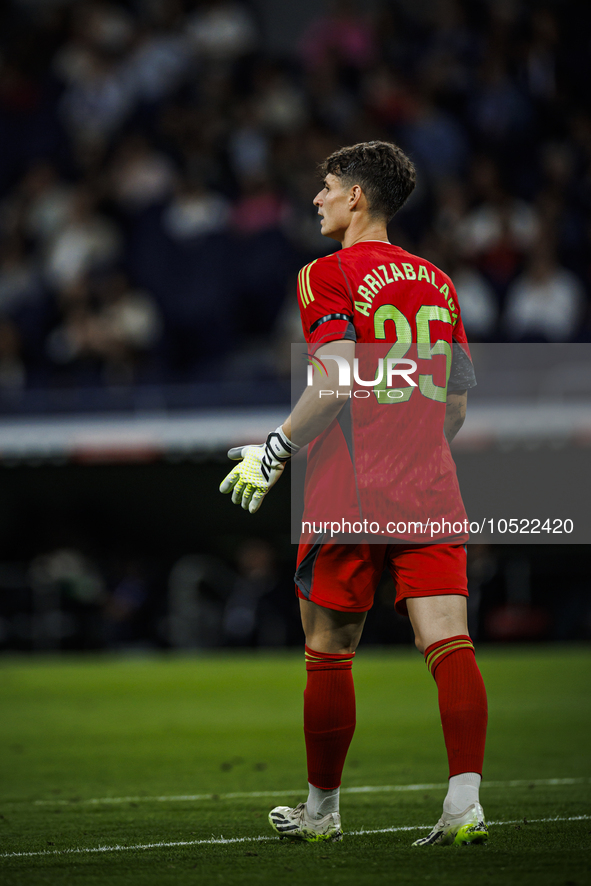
[1,646,589,885]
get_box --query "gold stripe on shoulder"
[297,267,308,307]
[304,259,318,304]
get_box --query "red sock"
[304,645,356,789]
[424,635,488,777]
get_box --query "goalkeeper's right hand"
[219,426,299,514]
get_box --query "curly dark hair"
[319,140,416,223]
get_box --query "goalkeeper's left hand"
[219,426,299,514]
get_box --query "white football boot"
[269,802,343,842]
[412,802,488,847]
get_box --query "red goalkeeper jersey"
[297,240,476,542]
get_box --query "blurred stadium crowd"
[1,538,589,651]
[0,0,590,405]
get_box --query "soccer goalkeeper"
[220,140,488,848]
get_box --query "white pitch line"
[1,815,589,861]
[32,777,590,806]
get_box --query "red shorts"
[295,541,468,616]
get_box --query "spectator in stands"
[0,236,44,317]
[44,186,120,288]
[398,91,469,184]
[162,174,229,241]
[59,47,135,147]
[45,276,102,380]
[503,240,585,342]
[222,538,292,647]
[519,8,559,105]
[108,133,177,214]
[103,560,150,649]
[28,547,106,650]
[536,143,588,278]
[19,162,74,246]
[93,270,162,383]
[230,173,296,339]
[124,1,192,108]
[254,62,309,136]
[299,0,377,74]
[46,271,161,385]
[454,157,539,292]
[305,57,361,136]
[227,99,270,180]
[468,54,533,150]
[53,1,135,81]
[446,254,499,341]
[185,0,258,63]
[230,173,287,237]
[361,64,416,130]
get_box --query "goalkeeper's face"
[313,173,355,242]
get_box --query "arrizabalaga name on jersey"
[296,240,477,544]
[353,260,458,322]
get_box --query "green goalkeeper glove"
[219,426,299,513]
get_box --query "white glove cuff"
[265,426,300,462]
